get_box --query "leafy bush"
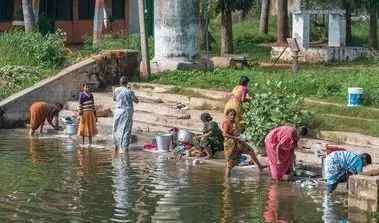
[243,81,313,148]
[71,34,154,62]
[0,30,65,69]
[0,65,47,99]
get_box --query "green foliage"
[0,30,66,69]
[70,34,154,63]
[0,65,48,100]
[213,0,256,12]
[242,81,313,147]
[147,63,379,107]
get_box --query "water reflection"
[0,131,374,222]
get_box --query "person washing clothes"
[29,102,63,135]
[222,108,267,178]
[325,151,371,193]
[189,113,224,159]
[78,83,98,145]
[113,76,139,154]
[265,125,307,181]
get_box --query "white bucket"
[65,124,77,135]
[348,87,363,107]
[156,134,172,152]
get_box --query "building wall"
[0,0,130,44]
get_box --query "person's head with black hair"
[200,112,213,123]
[239,76,250,86]
[360,153,372,166]
[120,76,128,86]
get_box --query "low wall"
[0,50,140,128]
[272,46,368,63]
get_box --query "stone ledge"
[0,50,140,129]
[349,175,379,212]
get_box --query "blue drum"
[348,88,363,107]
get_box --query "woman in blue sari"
[113,76,139,153]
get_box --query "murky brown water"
[0,130,372,222]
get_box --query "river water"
[0,130,372,222]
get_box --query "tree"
[217,0,255,55]
[276,0,289,45]
[93,0,105,45]
[365,0,379,49]
[259,0,270,34]
[22,0,35,32]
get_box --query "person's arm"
[78,93,84,116]
[132,92,139,103]
[91,94,98,122]
[47,112,59,129]
[222,122,240,140]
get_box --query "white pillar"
[292,12,310,49]
[328,13,346,47]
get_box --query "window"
[0,0,13,22]
[79,0,95,20]
[112,0,125,20]
[56,0,73,20]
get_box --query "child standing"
[78,83,98,145]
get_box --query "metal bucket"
[177,130,193,144]
[65,124,77,135]
[156,134,172,152]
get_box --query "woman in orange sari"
[224,76,251,130]
[29,102,63,135]
[78,83,98,145]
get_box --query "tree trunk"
[276,0,288,45]
[220,8,233,56]
[368,11,378,49]
[345,5,352,45]
[138,0,151,78]
[93,0,105,45]
[22,0,35,32]
[198,1,207,50]
[259,0,270,34]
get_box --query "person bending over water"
[190,113,224,159]
[222,109,266,178]
[265,125,307,181]
[325,151,371,193]
[113,76,139,154]
[29,102,63,135]
[78,83,98,145]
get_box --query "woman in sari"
[224,76,251,130]
[265,125,307,181]
[223,109,266,178]
[78,83,98,145]
[113,76,139,153]
[190,112,224,159]
[29,102,63,135]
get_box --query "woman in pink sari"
[265,125,307,181]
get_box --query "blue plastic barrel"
[348,88,363,107]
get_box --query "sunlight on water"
[0,130,372,222]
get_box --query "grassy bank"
[146,64,379,137]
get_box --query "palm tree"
[93,0,105,45]
[22,0,35,32]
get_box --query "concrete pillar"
[292,12,310,49]
[328,13,346,47]
[153,0,199,61]
[348,175,379,212]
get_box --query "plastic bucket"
[65,124,77,135]
[348,87,363,107]
[156,134,172,152]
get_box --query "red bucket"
[326,145,346,155]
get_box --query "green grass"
[146,62,379,137]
